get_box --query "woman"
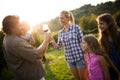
[51,10,86,80]
[96,13,120,80]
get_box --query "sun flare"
[0,0,115,30]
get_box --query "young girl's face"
[97,20,108,32]
[81,40,89,52]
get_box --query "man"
[2,15,50,80]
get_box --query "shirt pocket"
[69,32,77,40]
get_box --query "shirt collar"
[62,24,73,32]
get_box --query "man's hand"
[44,32,51,43]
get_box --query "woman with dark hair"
[96,13,120,80]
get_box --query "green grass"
[0,48,74,80]
[43,48,74,80]
[0,67,14,80]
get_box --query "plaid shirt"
[57,24,84,62]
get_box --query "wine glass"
[42,24,53,43]
[42,24,51,33]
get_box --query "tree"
[33,0,120,34]
[79,14,98,34]
[95,1,116,15]
[71,4,95,24]
[0,31,13,80]
[48,17,62,32]
[113,11,120,27]
[115,0,120,9]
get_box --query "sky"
[0,0,115,28]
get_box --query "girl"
[96,13,120,80]
[81,34,110,80]
[50,10,86,80]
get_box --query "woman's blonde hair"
[60,10,75,24]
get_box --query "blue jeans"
[67,60,85,68]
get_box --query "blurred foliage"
[51,32,58,42]
[113,11,120,28]
[32,24,44,36]
[0,31,13,80]
[48,17,62,32]
[0,31,6,71]
[33,0,120,35]
[79,14,97,34]
[72,4,95,24]
[0,68,14,80]
[32,31,43,47]
[44,48,74,80]
[49,32,58,48]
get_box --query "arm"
[50,38,58,49]
[99,56,110,80]
[15,33,50,62]
[50,32,62,50]
[84,54,88,80]
[37,32,50,59]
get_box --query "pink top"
[85,53,104,80]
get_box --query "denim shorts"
[40,77,45,80]
[67,60,85,68]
